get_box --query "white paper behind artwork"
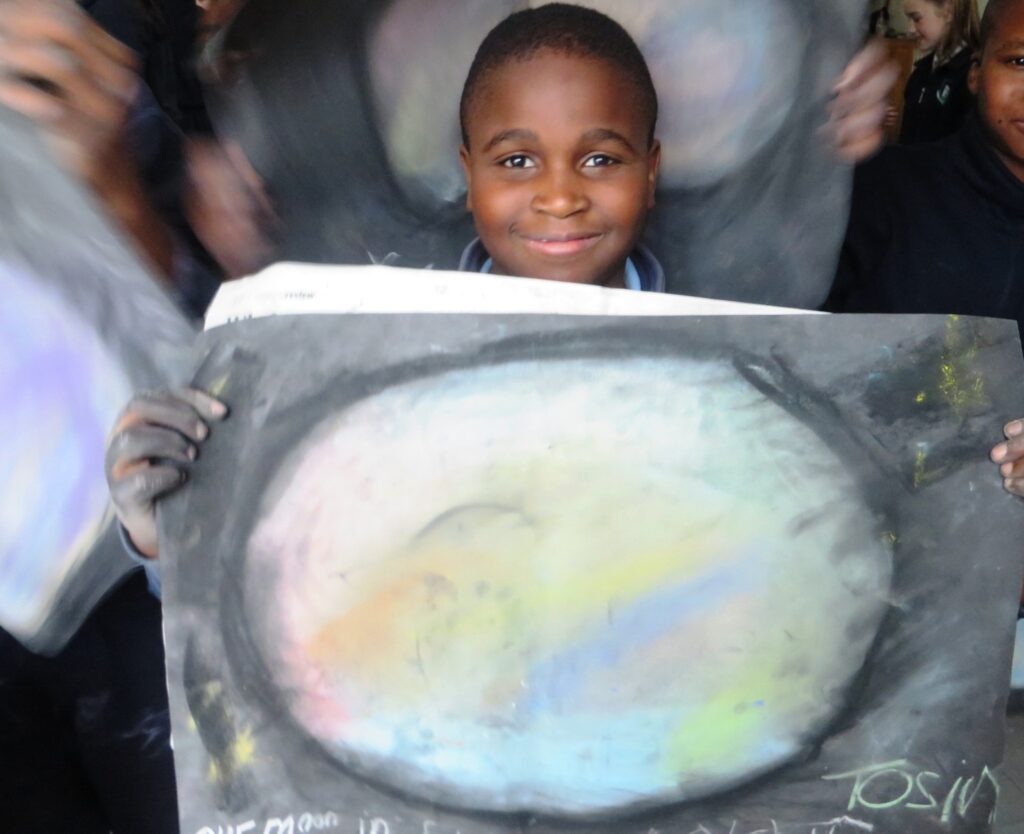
[205,263,821,329]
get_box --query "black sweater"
[826,116,1024,341]
[899,47,973,145]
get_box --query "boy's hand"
[991,419,1024,498]
[105,388,228,560]
[829,39,899,163]
[0,0,139,188]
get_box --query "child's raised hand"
[0,0,180,280]
[0,0,139,188]
[991,419,1024,498]
[105,388,228,560]
[829,39,899,163]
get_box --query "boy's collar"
[481,253,635,288]
[624,257,642,291]
[459,238,664,293]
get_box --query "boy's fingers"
[1004,478,1024,499]
[112,391,214,443]
[1005,419,1024,439]
[992,433,1024,463]
[177,387,229,421]
[106,425,198,480]
[110,465,187,513]
[1001,459,1024,478]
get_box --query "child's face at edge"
[459,51,660,289]
[970,2,1024,183]
[904,0,953,54]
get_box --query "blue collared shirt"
[461,238,666,293]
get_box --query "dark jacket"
[899,47,974,145]
[826,116,1024,342]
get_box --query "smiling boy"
[971,0,1024,185]
[457,4,664,291]
[982,0,1024,497]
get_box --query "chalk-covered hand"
[829,39,899,163]
[991,419,1024,498]
[0,0,138,187]
[105,388,228,559]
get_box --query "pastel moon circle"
[244,356,891,816]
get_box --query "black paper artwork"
[161,291,1024,834]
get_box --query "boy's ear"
[646,140,662,209]
[968,55,981,96]
[459,144,473,211]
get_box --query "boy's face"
[970,2,1024,183]
[460,51,660,289]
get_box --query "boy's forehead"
[467,52,648,135]
[986,1,1024,49]
[479,51,632,100]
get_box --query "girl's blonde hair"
[924,0,981,57]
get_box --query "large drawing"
[161,271,1024,834]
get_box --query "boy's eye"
[501,155,535,170]
[582,154,618,169]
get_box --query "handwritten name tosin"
[823,760,999,824]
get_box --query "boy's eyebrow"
[994,38,1024,50]
[482,129,539,152]
[580,128,638,154]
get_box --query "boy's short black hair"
[980,0,1020,50]
[459,3,659,148]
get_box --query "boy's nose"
[531,169,589,218]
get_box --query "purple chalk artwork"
[0,108,194,652]
[0,265,131,637]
